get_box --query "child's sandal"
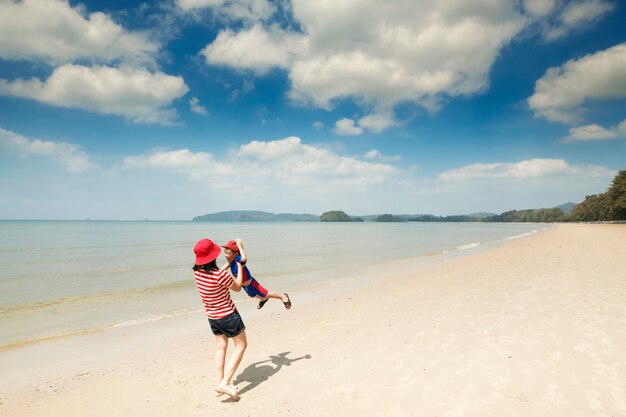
[282,293,291,309]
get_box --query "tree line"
[320,168,626,223]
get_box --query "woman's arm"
[235,238,247,263]
[229,261,244,292]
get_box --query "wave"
[505,229,538,240]
[0,279,194,318]
[456,242,481,250]
[0,306,203,353]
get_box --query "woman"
[193,238,246,400]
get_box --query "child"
[221,238,291,310]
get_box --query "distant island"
[320,210,363,222]
[191,205,576,223]
[192,169,625,223]
[193,210,319,222]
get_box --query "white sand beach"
[1,223,625,416]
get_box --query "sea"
[0,220,549,352]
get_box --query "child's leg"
[250,279,291,309]
[264,291,287,301]
[256,292,291,309]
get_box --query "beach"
[1,223,625,416]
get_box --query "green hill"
[554,202,576,213]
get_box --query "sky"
[1,0,625,220]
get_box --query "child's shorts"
[209,310,245,338]
[242,278,268,298]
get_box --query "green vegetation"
[320,210,363,222]
[405,214,479,222]
[485,208,566,222]
[376,214,405,222]
[568,169,626,221]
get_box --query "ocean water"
[0,220,548,351]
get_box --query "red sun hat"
[222,240,240,253]
[194,238,221,265]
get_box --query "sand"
[1,223,625,417]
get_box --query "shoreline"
[0,223,549,354]
[2,223,625,416]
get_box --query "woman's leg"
[220,330,247,387]
[215,334,228,387]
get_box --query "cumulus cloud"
[0,0,158,65]
[125,136,398,192]
[438,158,613,181]
[564,120,626,142]
[332,110,399,136]
[123,148,233,181]
[333,118,364,136]
[0,64,189,125]
[528,43,626,124]
[201,24,301,74]
[199,0,526,125]
[0,127,95,172]
[357,111,399,133]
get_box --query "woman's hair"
[193,260,218,271]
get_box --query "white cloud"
[125,136,398,193]
[333,118,364,136]
[123,148,233,181]
[176,0,224,10]
[357,111,399,133]
[199,0,526,127]
[364,149,401,162]
[189,97,208,115]
[521,0,615,40]
[528,43,626,124]
[240,137,398,189]
[0,127,95,172]
[0,0,158,65]
[438,158,612,181]
[201,24,301,74]
[332,110,399,135]
[546,0,616,40]
[523,0,558,17]
[0,64,189,125]
[176,0,276,22]
[565,123,620,142]
[564,120,626,142]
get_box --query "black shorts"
[209,310,245,338]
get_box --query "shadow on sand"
[229,351,312,398]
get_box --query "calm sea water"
[0,220,548,350]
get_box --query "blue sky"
[1,0,625,220]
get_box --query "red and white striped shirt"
[194,268,236,319]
